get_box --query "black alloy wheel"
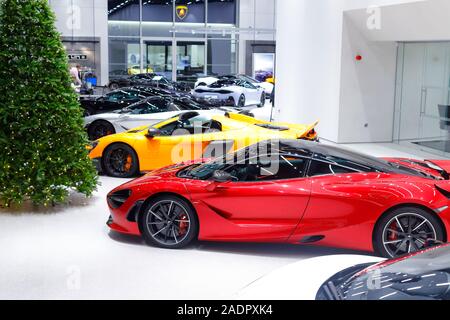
[374,207,444,258]
[237,94,246,108]
[88,120,115,141]
[258,92,266,108]
[103,143,139,178]
[140,196,199,249]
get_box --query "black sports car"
[80,87,173,116]
[107,73,191,93]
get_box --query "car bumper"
[194,96,235,107]
[107,200,143,236]
[92,157,103,173]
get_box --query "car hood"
[236,255,383,300]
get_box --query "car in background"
[108,73,190,93]
[240,244,450,300]
[127,65,154,75]
[80,86,173,116]
[89,114,318,178]
[195,74,274,96]
[108,70,129,84]
[192,78,266,108]
[84,95,245,140]
[104,140,450,255]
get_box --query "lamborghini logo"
[176,5,188,20]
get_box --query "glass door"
[146,41,173,80]
[175,41,206,85]
[395,42,450,156]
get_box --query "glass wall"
[108,0,237,84]
[394,42,450,157]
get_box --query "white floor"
[0,124,448,300]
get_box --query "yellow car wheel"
[103,143,140,178]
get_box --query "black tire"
[258,92,266,108]
[237,94,246,108]
[102,143,139,178]
[197,82,207,87]
[88,120,116,141]
[373,206,445,258]
[109,82,119,90]
[140,196,199,249]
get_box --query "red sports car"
[106,140,450,258]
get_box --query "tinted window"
[128,99,169,114]
[313,153,376,173]
[186,154,307,182]
[230,155,307,182]
[308,160,358,177]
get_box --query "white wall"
[275,0,432,143]
[49,0,109,86]
[238,0,277,74]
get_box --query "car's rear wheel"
[140,196,199,249]
[258,92,266,108]
[88,120,115,141]
[374,207,445,258]
[237,94,246,108]
[103,143,139,178]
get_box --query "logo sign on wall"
[176,5,188,20]
[68,54,87,60]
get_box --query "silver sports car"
[191,78,266,108]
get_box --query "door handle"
[420,88,427,116]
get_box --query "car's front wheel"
[140,196,199,249]
[237,94,246,108]
[374,206,445,258]
[258,92,266,108]
[102,143,139,178]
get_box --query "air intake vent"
[300,235,325,244]
[107,190,131,209]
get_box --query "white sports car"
[83,95,258,140]
[195,74,274,96]
[192,78,266,108]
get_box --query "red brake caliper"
[178,214,189,236]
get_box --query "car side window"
[226,154,307,182]
[308,160,358,177]
[130,99,169,114]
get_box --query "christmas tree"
[0,0,98,207]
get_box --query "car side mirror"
[211,170,234,183]
[146,128,161,138]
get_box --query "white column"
[274,0,344,142]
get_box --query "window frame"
[222,153,311,183]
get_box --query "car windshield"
[317,245,450,300]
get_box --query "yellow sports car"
[128,65,154,75]
[88,112,319,178]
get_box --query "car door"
[188,154,313,241]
